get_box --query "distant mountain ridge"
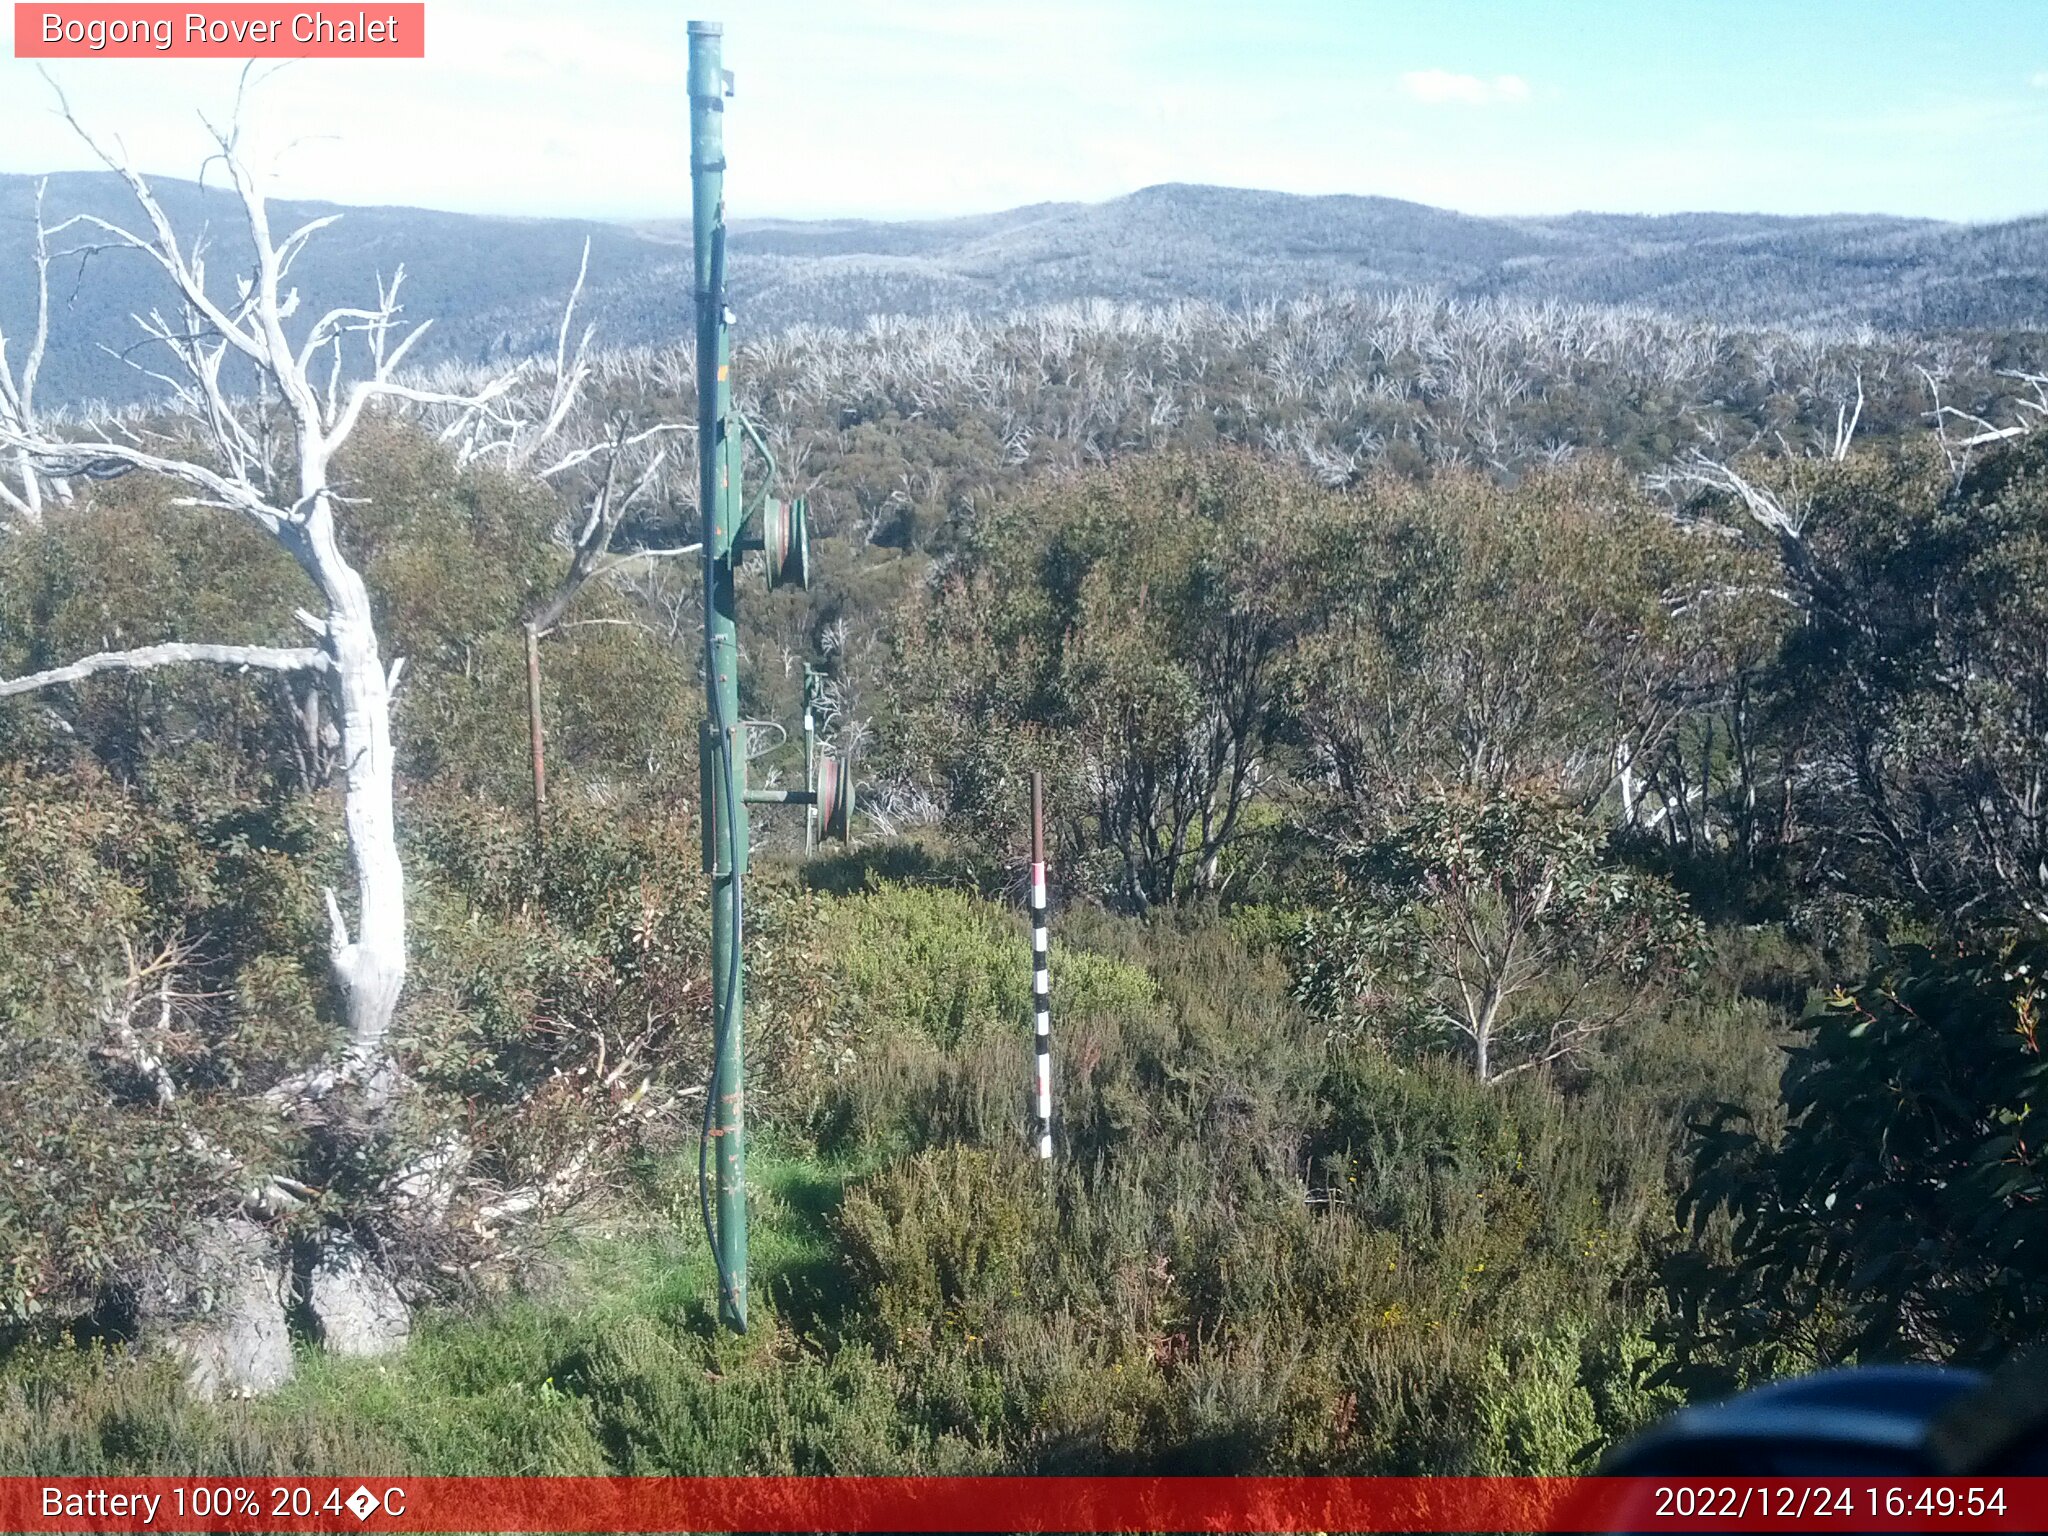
[3,173,2044,406]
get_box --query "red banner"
[1,1476,2043,1532]
[13,5,425,58]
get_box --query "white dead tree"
[1659,369,1869,598]
[0,93,516,1095]
[0,178,72,523]
[1922,366,2048,477]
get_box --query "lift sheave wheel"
[815,751,854,843]
[762,496,810,591]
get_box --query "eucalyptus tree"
[901,451,1316,908]
[485,244,697,839]
[1297,786,1702,1083]
[1285,463,1771,828]
[1668,379,2048,923]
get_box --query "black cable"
[698,973,720,1293]
[697,710,744,1323]
[697,218,746,1331]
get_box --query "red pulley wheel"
[815,751,854,843]
[763,496,811,591]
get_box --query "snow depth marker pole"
[1030,770,1053,1159]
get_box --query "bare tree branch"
[0,641,329,697]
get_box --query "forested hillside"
[6,172,2047,404]
[2,153,2046,1476]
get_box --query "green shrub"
[836,1145,1057,1357]
[1676,935,2048,1379]
[815,884,1154,1051]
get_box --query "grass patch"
[0,1137,885,1476]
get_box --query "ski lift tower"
[689,19,852,1334]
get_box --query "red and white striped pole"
[1029,770,1053,1160]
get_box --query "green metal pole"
[690,17,747,1334]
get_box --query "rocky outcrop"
[134,1216,294,1400]
[306,1231,410,1358]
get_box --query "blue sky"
[4,0,2046,222]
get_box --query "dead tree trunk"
[321,553,407,1067]
[0,178,72,524]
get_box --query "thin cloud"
[1399,70,1532,106]
[2031,69,2048,88]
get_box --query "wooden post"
[524,623,547,844]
